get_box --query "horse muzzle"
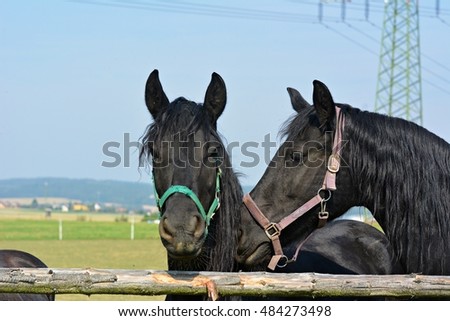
[236,242,272,268]
[158,212,207,259]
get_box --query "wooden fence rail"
[1,268,450,299]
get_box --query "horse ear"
[145,69,170,119]
[204,72,227,125]
[312,80,335,128]
[287,87,311,113]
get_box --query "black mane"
[140,98,243,273]
[344,106,450,274]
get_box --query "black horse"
[0,250,55,301]
[140,70,243,300]
[141,71,402,300]
[237,87,402,277]
[237,80,450,276]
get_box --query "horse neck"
[345,111,450,274]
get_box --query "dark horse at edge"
[0,250,55,300]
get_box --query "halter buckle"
[318,211,329,220]
[264,223,281,240]
[317,211,329,228]
[327,154,340,173]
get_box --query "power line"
[422,53,450,73]
[72,0,318,23]
[320,22,378,55]
[75,0,450,22]
[288,0,450,17]
[422,65,450,86]
[423,78,450,96]
[73,0,450,97]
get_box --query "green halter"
[152,167,222,231]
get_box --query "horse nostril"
[191,215,206,239]
[159,217,175,243]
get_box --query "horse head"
[142,70,227,260]
[236,81,356,268]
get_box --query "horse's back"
[0,249,48,268]
[0,249,55,301]
[281,220,403,275]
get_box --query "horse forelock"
[280,105,316,141]
[279,103,347,144]
[140,98,212,166]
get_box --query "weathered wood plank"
[0,268,449,299]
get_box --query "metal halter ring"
[317,188,332,202]
[276,255,290,268]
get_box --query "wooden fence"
[1,268,450,299]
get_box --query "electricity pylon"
[375,0,423,125]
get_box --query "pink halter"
[243,107,345,270]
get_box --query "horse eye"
[205,145,223,167]
[212,148,219,157]
[290,151,303,163]
[208,146,220,158]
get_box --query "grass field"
[0,208,160,240]
[0,208,168,300]
[0,219,160,240]
[0,207,147,222]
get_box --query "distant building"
[72,203,89,212]
[94,203,101,212]
[142,205,159,214]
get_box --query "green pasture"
[0,207,150,222]
[0,219,159,240]
[0,207,161,240]
[0,209,168,300]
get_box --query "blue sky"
[1,0,449,186]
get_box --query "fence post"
[130,214,135,240]
[58,219,63,241]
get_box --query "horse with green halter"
[140,70,243,302]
